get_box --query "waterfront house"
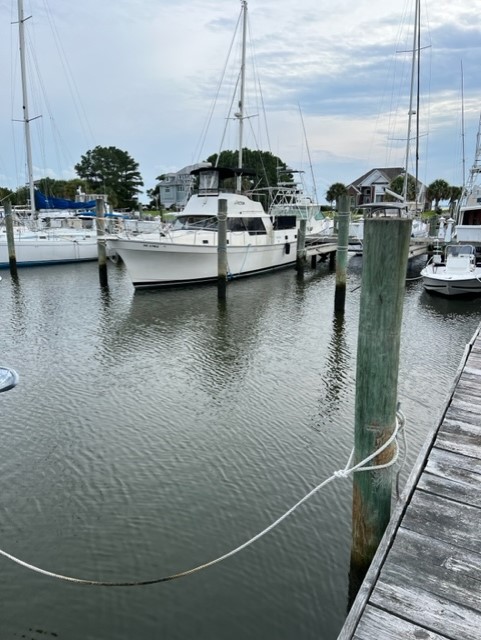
[158,163,211,211]
[347,167,428,212]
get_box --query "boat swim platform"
[337,323,481,640]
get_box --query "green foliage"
[387,175,417,201]
[449,185,462,204]
[206,149,292,192]
[325,182,347,207]
[11,186,29,206]
[36,177,90,201]
[0,187,14,204]
[427,179,451,211]
[75,145,143,209]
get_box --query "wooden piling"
[296,218,307,272]
[96,198,108,288]
[334,195,350,311]
[350,217,412,587]
[4,201,18,278]
[217,198,228,300]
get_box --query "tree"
[0,187,14,204]
[385,173,420,202]
[427,179,451,212]
[146,174,168,210]
[206,149,292,203]
[35,177,90,201]
[447,185,462,215]
[387,174,417,202]
[449,185,462,204]
[75,146,143,209]
[325,183,347,209]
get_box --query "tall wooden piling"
[349,217,412,589]
[96,198,108,288]
[217,198,228,300]
[4,201,18,278]
[334,195,350,312]
[296,218,307,272]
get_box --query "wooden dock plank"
[400,491,481,554]
[436,418,481,458]
[337,324,481,639]
[370,581,481,640]
[376,527,481,613]
[418,448,481,506]
[449,393,481,413]
[353,605,452,639]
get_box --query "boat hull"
[421,268,481,296]
[0,236,99,267]
[109,237,297,288]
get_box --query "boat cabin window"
[198,170,220,195]
[173,215,218,230]
[461,209,481,225]
[227,217,267,235]
[273,216,297,230]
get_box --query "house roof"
[349,167,405,188]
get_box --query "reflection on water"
[418,288,481,319]
[0,260,479,640]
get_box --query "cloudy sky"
[0,0,480,203]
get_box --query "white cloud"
[1,0,480,201]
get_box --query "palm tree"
[448,185,463,216]
[325,182,347,210]
[427,179,451,212]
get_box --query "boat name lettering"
[235,200,245,205]
[143,243,160,248]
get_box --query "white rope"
[395,409,408,499]
[0,412,405,587]
[406,275,424,281]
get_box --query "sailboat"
[421,113,481,296]
[106,1,328,289]
[0,0,100,268]
[348,0,429,253]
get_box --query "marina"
[0,257,480,639]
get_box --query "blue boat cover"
[35,190,96,210]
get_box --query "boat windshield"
[172,215,218,230]
[447,244,475,257]
[172,215,267,235]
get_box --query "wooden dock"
[338,324,481,640]
[304,236,431,261]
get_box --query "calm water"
[0,258,479,640]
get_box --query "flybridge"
[190,166,257,197]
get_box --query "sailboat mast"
[461,60,466,189]
[17,0,36,216]
[236,0,247,192]
[414,0,421,209]
[402,0,420,206]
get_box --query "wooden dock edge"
[336,320,481,639]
